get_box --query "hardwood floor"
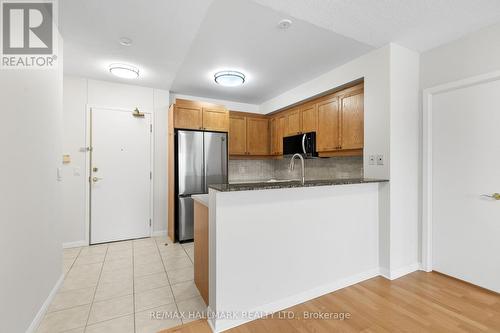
[161,271,500,333]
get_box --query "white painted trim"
[85,105,155,245]
[26,273,64,333]
[389,262,422,281]
[422,70,500,272]
[62,240,87,249]
[212,268,380,333]
[207,306,216,333]
[151,230,167,237]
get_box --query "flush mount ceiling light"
[109,63,139,79]
[214,71,246,87]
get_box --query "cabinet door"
[317,98,340,152]
[247,117,269,155]
[229,115,247,155]
[285,108,301,136]
[270,118,277,155]
[276,116,285,155]
[202,107,229,132]
[174,106,203,130]
[340,92,364,150]
[301,105,317,133]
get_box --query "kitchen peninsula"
[204,178,388,332]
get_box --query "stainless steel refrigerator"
[176,130,228,241]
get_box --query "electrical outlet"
[369,155,376,165]
[376,155,384,165]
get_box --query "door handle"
[481,193,500,200]
[92,177,103,183]
[302,133,307,155]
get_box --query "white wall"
[62,77,169,246]
[421,21,500,89]
[0,39,64,332]
[388,45,420,273]
[170,93,260,113]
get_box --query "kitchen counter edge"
[209,178,389,192]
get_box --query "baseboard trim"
[380,263,421,280]
[26,273,64,333]
[211,268,380,333]
[62,240,87,249]
[151,230,167,237]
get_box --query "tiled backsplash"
[228,156,363,183]
[228,159,275,183]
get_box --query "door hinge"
[150,171,152,180]
[149,219,152,227]
[150,124,153,132]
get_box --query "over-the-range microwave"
[283,132,318,158]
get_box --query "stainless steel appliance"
[283,132,318,158]
[176,130,228,241]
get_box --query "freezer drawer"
[177,131,204,195]
[177,196,194,241]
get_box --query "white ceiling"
[253,0,500,52]
[60,0,214,90]
[60,0,500,104]
[170,0,372,104]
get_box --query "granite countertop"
[192,194,209,206]
[209,178,389,192]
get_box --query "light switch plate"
[376,155,384,165]
[369,155,376,165]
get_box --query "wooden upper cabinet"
[246,117,269,155]
[340,91,364,150]
[229,115,247,155]
[202,107,229,132]
[284,108,301,137]
[317,97,340,152]
[301,104,317,133]
[174,106,202,130]
[270,118,277,155]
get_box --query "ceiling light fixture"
[109,63,139,79]
[119,37,133,46]
[214,71,246,87]
[278,19,292,30]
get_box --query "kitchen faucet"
[289,153,305,185]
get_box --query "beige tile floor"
[37,237,206,333]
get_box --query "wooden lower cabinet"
[194,200,209,305]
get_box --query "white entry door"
[90,108,152,244]
[432,78,500,292]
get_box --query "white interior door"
[90,108,152,244]
[432,78,500,292]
